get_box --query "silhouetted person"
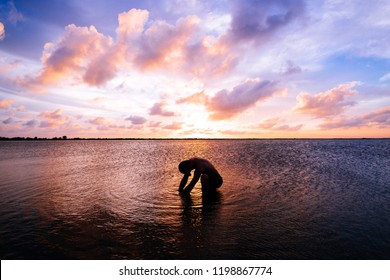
[178,158,223,195]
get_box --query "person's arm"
[179,174,189,192]
[181,170,201,194]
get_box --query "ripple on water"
[0,139,389,259]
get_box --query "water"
[0,139,389,259]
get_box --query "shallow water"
[0,139,389,259]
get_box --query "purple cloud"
[228,0,305,43]
[207,79,277,120]
[2,117,14,124]
[23,119,38,127]
[149,102,175,117]
[125,115,147,125]
[319,106,390,129]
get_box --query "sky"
[0,0,389,138]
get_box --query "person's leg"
[201,174,216,193]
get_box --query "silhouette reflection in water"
[179,188,222,258]
[178,158,223,195]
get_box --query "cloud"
[120,10,236,77]
[125,115,147,125]
[133,15,199,70]
[379,73,390,82]
[176,91,208,104]
[23,24,112,89]
[176,78,279,120]
[2,117,14,124]
[89,117,110,126]
[258,117,303,131]
[295,82,360,118]
[207,78,277,120]
[20,8,239,90]
[227,0,305,44]
[0,60,21,73]
[39,108,71,128]
[0,98,15,109]
[89,97,106,104]
[319,106,390,130]
[163,121,182,130]
[88,116,122,131]
[149,102,176,117]
[0,22,4,40]
[282,60,302,75]
[23,119,38,128]
[7,1,25,25]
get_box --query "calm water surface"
[0,139,389,259]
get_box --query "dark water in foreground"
[0,139,389,259]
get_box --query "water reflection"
[1,140,390,259]
[179,190,222,259]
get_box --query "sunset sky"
[0,0,389,138]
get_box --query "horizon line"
[1,136,389,141]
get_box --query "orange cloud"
[295,82,359,118]
[0,98,15,109]
[39,108,71,128]
[163,121,183,130]
[176,91,207,104]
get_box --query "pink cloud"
[149,102,176,117]
[207,79,277,120]
[20,8,239,90]
[89,117,110,126]
[295,82,359,118]
[319,106,390,130]
[258,117,303,131]
[22,24,112,89]
[176,79,279,120]
[133,16,199,70]
[39,108,71,128]
[117,9,149,40]
[163,121,182,130]
[0,98,15,109]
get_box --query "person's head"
[179,160,191,175]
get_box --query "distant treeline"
[0,136,218,141]
[0,136,388,141]
[0,136,123,141]
[0,136,142,141]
